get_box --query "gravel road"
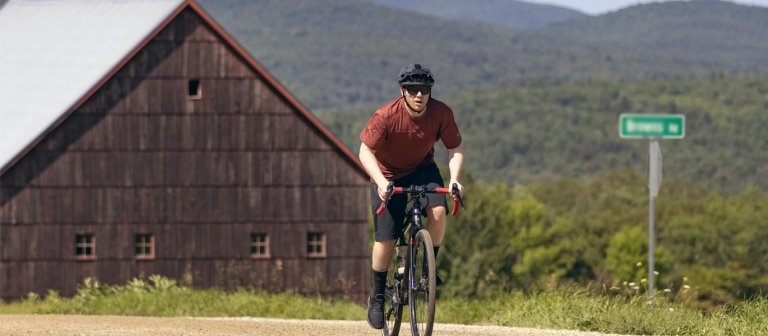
[0,315,629,336]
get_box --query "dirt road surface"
[0,315,629,336]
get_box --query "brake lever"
[450,183,464,216]
[375,181,395,216]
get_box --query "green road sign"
[619,114,685,139]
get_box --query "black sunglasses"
[403,85,431,95]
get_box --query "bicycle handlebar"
[375,183,464,216]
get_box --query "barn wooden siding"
[0,6,370,301]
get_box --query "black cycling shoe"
[367,294,385,329]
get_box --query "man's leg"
[426,205,447,246]
[427,205,447,287]
[368,240,395,329]
[368,180,406,330]
[372,240,396,272]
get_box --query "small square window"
[75,234,95,260]
[188,79,201,99]
[135,234,155,260]
[307,232,326,258]
[250,233,270,259]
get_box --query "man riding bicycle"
[359,64,465,330]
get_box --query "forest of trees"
[440,168,768,310]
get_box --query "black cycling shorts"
[371,163,447,242]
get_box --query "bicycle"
[375,182,464,336]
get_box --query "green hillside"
[198,0,768,110]
[368,0,587,29]
[197,0,596,109]
[324,75,768,194]
[450,75,768,193]
[540,1,768,70]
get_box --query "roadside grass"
[1,276,767,335]
[440,291,768,335]
[0,276,361,320]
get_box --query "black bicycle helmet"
[398,64,435,86]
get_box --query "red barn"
[0,0,370,300]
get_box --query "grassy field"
[1,276,766,335]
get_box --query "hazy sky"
[526,0,768,15]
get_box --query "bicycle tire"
[383,247,404,336]
[408,230,436,336]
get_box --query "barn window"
[135,234,155,260]
[188,79,201,99]
[75,234,95,260]
[250,233,270,259]
[307,232,326,258]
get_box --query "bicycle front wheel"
[408,229,435,336]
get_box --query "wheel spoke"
[409,230,436,336]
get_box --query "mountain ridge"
[367,0,587,29]
[198,0,768,110]
[540,1,768,61]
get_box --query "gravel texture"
[0,315,630,336]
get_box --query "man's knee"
[428,206,447,221]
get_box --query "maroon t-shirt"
[360,97,462,180]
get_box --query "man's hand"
[376,181,391,201]
[450,180,464,198]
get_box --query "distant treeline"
[440,168,768,310]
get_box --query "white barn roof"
[0,0,184,173]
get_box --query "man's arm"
[359,142,390,200]
[447,144,464,195]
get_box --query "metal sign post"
[619,114,684,299]
[647,139,661,297]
